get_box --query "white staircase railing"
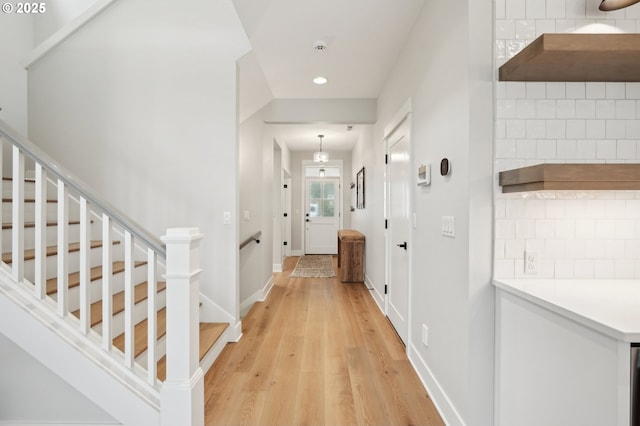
[0,118,203,425]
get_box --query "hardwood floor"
[204,256,444,425]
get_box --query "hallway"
[204,256,444,425]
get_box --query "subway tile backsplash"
[495,192,640,279]
[494,0,640,279]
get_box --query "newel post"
[160,228,204,426]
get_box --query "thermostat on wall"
[417,163,431,186]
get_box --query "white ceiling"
[269,123,363,152]
[233,0,426,151]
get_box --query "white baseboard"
[273,263,282,273]
[240,276,274,317]
[365,274,385,314]
[0,423,120,425]
[408,343,465,426]
[291,250,302,256]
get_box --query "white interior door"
[387,120,410,344]
[305,178,340,254]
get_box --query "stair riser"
[50,264,149,311]
[19,244,125,282]
[2,179,59,199]
[2,224,83,252]
[99,291,167,339]
[134,335,167,369]
[1,203,80,224]
[2,180,37,199]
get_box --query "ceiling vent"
[313,40,327,51]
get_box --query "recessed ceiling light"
[313,76,328,85]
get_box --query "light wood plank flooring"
[204,256,444,425]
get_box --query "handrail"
[0,118,166,257]
[239,231,261,250]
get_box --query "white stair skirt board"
[0,423,120,426]
[0,283,161,425]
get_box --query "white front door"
[305,178,340,254]
[387,119,411,344]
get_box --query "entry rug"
[290,255,336,278]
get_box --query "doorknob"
[397,242,407,250]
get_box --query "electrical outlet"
[525,251,537,274]
[421,324,429,347]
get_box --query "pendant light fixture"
[599,0,640,10]
[313,134,329,163]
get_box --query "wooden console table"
[337,230,365,283]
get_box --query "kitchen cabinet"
[494,279,638,425]
[498,163,640,193]
[499,33,640,82]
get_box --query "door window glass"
[307,182,336,218]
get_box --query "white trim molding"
[239,276,274,317]
[408,343,465,426]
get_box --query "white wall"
[494,1,640,280]
[371,1,494,424]
[33,0,99,45]
[27,0,251,326]
[239,110,270,312]
[0,12,32,134]
[349,125,384,299]
[0,333,117,424]
[238,52,276,314]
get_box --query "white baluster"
[124,230,134,368]
[101,214,112,351]
[57,179,68,317]
[11,146,24,283]
[147,248,157,385]
[160,228,204,426]
[34,164,46,300]
[79,197,90,334]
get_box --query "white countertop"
[494,278,640,342]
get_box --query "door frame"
[384,99,413,349]
[300,160,343,254]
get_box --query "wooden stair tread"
[2,240,121,264]
[112,307,167,359]
[2,177,36,182]
[45,260,147,295]
[71,280,167,327]
[2,198,57,203]
[156,322,229,381]
[2,220,81,230]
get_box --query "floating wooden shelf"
[499,33,640,82]
[499,163,640,193]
